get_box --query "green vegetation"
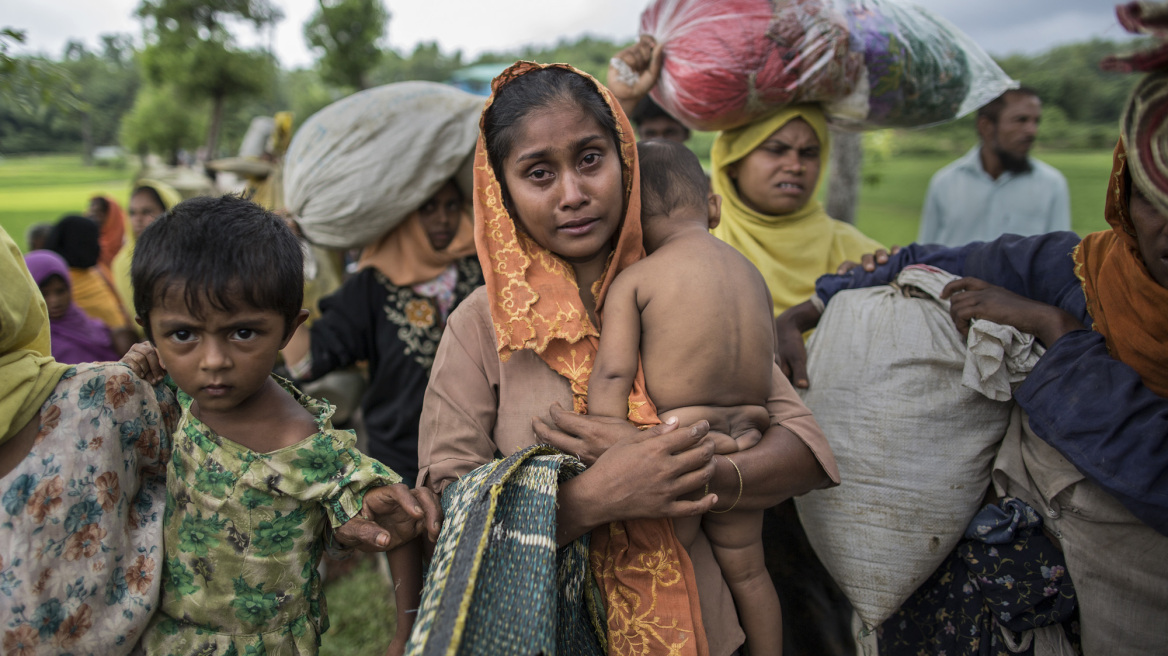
[0,155,133,245]
[850,149,1114,247]
[0,148,1115,254]
[320,558,396,656]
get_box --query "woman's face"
[129,190,166,237]
[1130,185,1168,289]
[414,181,463,251]
[729,118,822,216]
[40,276,70,321]
[87,198,108,227]
[500,101,624,265]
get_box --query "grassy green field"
[849,149,1115,247]
[0,150,1114,255]
[0,155,136,244]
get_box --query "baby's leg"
[704,510,782,656]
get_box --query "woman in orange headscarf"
[778,65,1168,653]
[412,61,836,655]
[87,195,126,268]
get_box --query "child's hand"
[369,485,444,545]
[334,484,442,551]
[120,342,167,385]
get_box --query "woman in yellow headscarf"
[110,179,182,321]
[711,106,884,315]
[0,225,178,653]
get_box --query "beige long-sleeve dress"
[417,288,840,656]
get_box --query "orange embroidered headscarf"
[474,61,708,656]
[1073,76,1168,397]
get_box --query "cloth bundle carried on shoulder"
[640,0,1013,131]
[794,265,1042,630]
[405,445,606,655]
[283,82,484,249]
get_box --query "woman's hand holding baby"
[538,408,718,545]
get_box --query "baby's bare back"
[633,232,775,416]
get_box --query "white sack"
[795,265,1014,629]
[283,81,484,249]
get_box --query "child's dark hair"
[131,194,303,341]
[47,215,101,268]
[483,66,621,199]
[637,140,708,218]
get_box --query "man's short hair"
[977,87,1041,125]
[131,194,303,341]
[638,140,709,218]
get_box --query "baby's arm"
[589,275,643,419]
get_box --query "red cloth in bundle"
[642,0,858,131]
[642,0,779,131]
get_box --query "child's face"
[414,181,463,251]
[40,276,70,320]
[148,290,302,417]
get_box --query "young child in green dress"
[126,195,439,655]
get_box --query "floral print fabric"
[0,363,177,656]
[878,498,1080,656]
[143,376,400,655]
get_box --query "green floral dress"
[142,377,400,655]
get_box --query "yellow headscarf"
[111,179,183,318]
[711,105,884,315]
[0,226,70,443]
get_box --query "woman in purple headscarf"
[24,250,121,364]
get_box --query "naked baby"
[590,139,782,655]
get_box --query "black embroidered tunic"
[304,258,483,483]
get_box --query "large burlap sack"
[283,82,484,249]
[795,266,1014,630]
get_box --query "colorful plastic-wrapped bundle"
[641,0,860,131]
[641,0,1014,132]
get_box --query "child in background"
[589,140,783,655]
[24,249,122,364]
[45,214,135,336]
[127,195,439,655]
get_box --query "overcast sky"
[7,0,1134,68]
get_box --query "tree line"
[0,0,1143,163]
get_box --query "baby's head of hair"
[131,194,303,342]
[638,140,710,220]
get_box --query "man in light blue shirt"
[918,88,1071,246]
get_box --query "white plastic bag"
[283,82,484,249]
[795,266,1014,629]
